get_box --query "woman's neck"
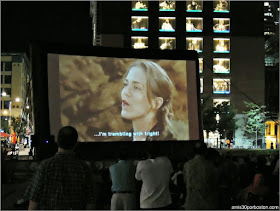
[132,112,157,141]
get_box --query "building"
[264,1,279,149]
[1,53,34,138]
[90,1,266,147]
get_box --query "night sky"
[1,1,92,57]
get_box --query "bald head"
[57,126,78,149]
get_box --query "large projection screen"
[48,53,200,142]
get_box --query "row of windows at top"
[132,17,230,33]
[132,37,230,53]
[132,1,230,13]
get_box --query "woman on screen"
[121,60,176,141]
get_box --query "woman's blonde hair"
[127,60,175,138]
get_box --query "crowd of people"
[4,126,279,210]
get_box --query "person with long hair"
[121,60,176,141]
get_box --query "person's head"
[252,173,265,186]
[121,60,174,136]
[193,141,207,156]
[57,126,78,150]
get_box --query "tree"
[202,97,237,141]
[215,102,237,140]
[243,101,268,148]
[11,116,27,143]
[1,117,10,133]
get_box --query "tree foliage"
[11,116,27,140]
[1,117,10,133]
[243,101,267,143]
[202,97,237,139]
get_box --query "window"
[132,1,148,11]
[131,16,148,31]
[4,75,12,84]
[4,62,12,71]
[214,0,229,13]
[186,1,203,12]
[1,75,3,84]
[186,17,203,32]
[200,78,203,93]
[199,58,203,73]
[159,37,176,50]
[2,88,11,97]
[213,99,230,106]
[159,1,175,11]
[1,62,4,71]
[213,79,230,94]
[213,18,230,33]
[4,101,10,109]
[186,37,203,52]
[131,36,148,49]
[159,17,175,32]
[213,58,230,73]
[213,38,230,53]
[264,2,269,6]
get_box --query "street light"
[216,113,220,148]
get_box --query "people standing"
[135,147,174,209]
[25,126,94,210]
[109,152,137,210]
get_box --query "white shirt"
[135,156,173,209]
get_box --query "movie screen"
[48,55,199,142]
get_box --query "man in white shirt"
[135,147,174,209]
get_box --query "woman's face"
[121,66,153,120]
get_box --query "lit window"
[199,58,203,73]
[159,1,175,11]
[186,1,203,12]
[214,0,229,13]
[200,78,203,93]
[213,99,230,106]
[186,17,203,32]
[264,12,273,17]
[213,58,230,73]
[131,16,148,31]
[159,37,176,50]
[132,1,148,11]
[213,79,230,94]
[264,2,269,6]
[213,18,230,33]
[186,37,203,52]
[213,38,230,53]
[131,36,148,49]
[2,88,11,97]
[159,17,176,32]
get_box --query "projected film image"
[51,55,192,142]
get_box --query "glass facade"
[131,16,149,31]
[159,17,175,32]
[186,17,203,32]
[213,18,230,33]
[213,58,230,73]
[213,38,230,53]
[159,37,176,50]
[199,58,203,73]
[132,1,148,11]
[213,0,230,13]
[186,1,203,12]
[131,36,148,49]
[186,37,203,52]
[213,79,230,94]
[159,1,176,11]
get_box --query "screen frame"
[31,41,203,160]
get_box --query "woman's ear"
[152,97,163,110]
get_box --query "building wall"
[1,53,32,131]
[93,1,265,115]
